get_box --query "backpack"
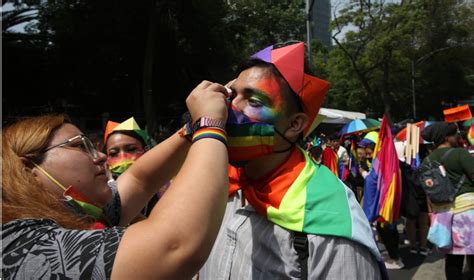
[419,149,465,204]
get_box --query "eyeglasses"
[44,134,100,160]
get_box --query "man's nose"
[231,94,244,109]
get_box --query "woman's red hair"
[2,115,91,229]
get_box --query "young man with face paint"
[198,42,386,279]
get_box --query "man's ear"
[284,113,308,139]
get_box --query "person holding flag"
[362,117,403,269]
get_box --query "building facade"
[310,0,332,48]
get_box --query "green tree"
[4,0,310,133]
[224,0,306,57]
[327,0,474,122]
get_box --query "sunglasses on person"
[43,134,100,160]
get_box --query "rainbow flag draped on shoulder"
[362,116,402,224]
[228,147,385,274]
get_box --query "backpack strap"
[439,148,454,164]
[293,232,309,280]
[439,148,466,190]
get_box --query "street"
[385,244,446,280]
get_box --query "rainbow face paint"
[234,70,287,124]
[107,152,143,177]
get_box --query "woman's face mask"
[226,107,294,167]
[106,134,145,177]
[107,152,143,177]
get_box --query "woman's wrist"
[179,116,227,145]
[192,127,227,146]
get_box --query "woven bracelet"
[178,121,193,142]
[192,127,227,146]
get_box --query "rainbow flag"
[468,125,474,146]
[322,147,339,176]
[338,160,349,181]
[228,147,386,278]
[362,116,402,224]
[349,140,359,176]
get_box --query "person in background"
[199,42,385,279]
[2,81,230,279]
[358,142,374,179]
[104,117,159,217]
[356,144,367,165]
[360,131,403,269]
[358,131,378,178]
[329,133,348,161]
[354,144,368,201]
[361,131,379,169]
[322,136,339,176]
[394,141,430,256]
[104,117,149,179]
[308,145,323,164]
[420,122,474,280]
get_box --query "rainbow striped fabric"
[228,147,382,264]
[108,153,142,176]
[226,108,275,162]
[192,127,227,145]
[322,147,339,176]
[362,116,402,224]
[468,125,474,146]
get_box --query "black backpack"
[419,149,465,204]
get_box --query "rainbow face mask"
[226,107,294,166]
[32,163,105,221]
[107,152,143,177]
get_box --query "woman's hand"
[186,81,230,123]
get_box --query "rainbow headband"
[250,42,330,138]
[104,117,149,145]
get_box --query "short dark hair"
[309,145,323,159]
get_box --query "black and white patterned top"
[1,181,126,280]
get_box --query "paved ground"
[381,228,473,280]
[386,244,446,280]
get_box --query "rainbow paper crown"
[250,42,330,138]
[104,117,149,145]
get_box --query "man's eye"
[249,98,264,107]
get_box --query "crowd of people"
[2,41,473,280]
[305,120,474,278]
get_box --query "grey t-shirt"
[1,181,126,279]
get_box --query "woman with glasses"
[2,81,230,279]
